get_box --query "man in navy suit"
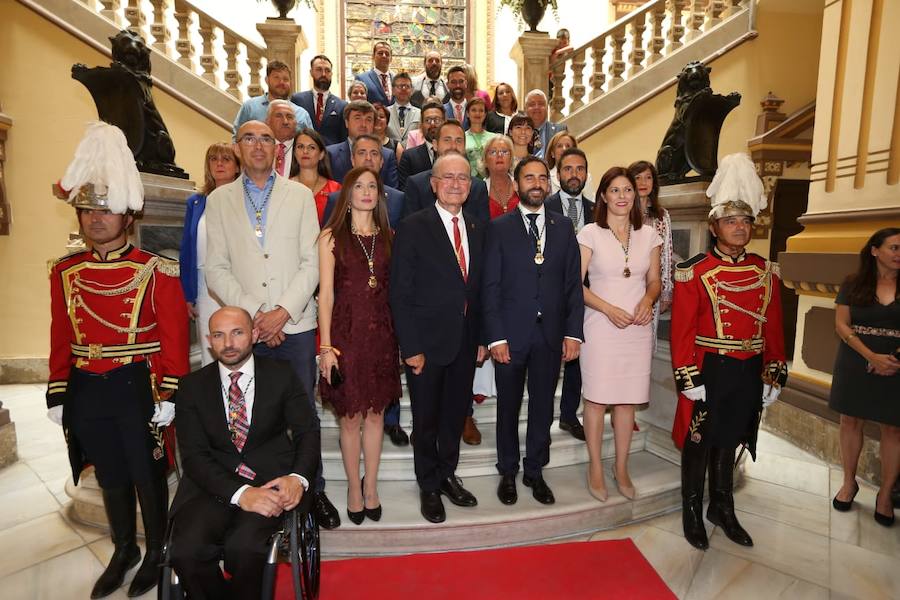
[524,89,567,159]
[397,100,444,191]
[403,120,490,223]
[390,153,488,523]
[544,147,595,441]
[291,55,347,146]
[443,66,470,130]
[483,156,584,506]
[355,41,394,106]
[326,101,398,188]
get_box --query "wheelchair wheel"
[299,510,320,599]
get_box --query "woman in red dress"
[318,167,401,525]
[482,135,519,218]
[290,127,340,226]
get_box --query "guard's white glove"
[682,385,706,402]
[47,406,63,426]
[762,384,781,408]
[151,401,176,427]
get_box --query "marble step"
[319,449,681,556]
[320,415,646,481]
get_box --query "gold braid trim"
[154,257,180,277]
[72,295,157,334]
[674,266,694,282]
[73,258,157,296]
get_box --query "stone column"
[509,32,559,98]
[256,19,308,80]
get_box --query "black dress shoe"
[832,482,859,512]
[346,506,365,525]
[497,474,518,505]
[559,419,586,441]
[523,475,555,505]
[874,510,895,527]
[384,424,410,447]
[420,490,446,523]
[439,476,478,507]
[315,492,341,529]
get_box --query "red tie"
[227,372,256,480]
[452,216,467,282]
[315,92,324,126]
[276,143,286,176]
[380,73,390,100]
[454,103,463,123]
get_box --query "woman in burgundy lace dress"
[318,166,401,525]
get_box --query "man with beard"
[483,156,584,506]
[386,72,420,146]
[291,55,348,146]
[233,60,311,140]
[326,100,399,187]
[523,89,567,159]
[411,50,449,107]
[397,100,444,190]
[356,41,395,106]
[443,65,470,130]
[545,147,595,441]
[168,306,320,599]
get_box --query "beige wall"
[0,2,229,360]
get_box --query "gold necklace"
[611,225,632,278]
[351,223,380,289]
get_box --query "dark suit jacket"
[403,168,490,223]
[325,140,399,188]
[171,356,320,514]
[389,206,486,365]
[397,143,432,191]
[443,101,469,130]
[355,69,393,106]
[291,91,347,147]
[485,111,509,135]
[323,185,404,229]
[545,192,595,226]
[534,120,568,159]
[482,210,584,352]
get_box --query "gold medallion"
[534,253,545,265]
[623,267,631,278]
[368,275,378,288]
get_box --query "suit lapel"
[243,359,269,449]
[229,182,261,249]
[205,365,234,448]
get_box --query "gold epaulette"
[47,251,83,277]
[674,253,707,283]
[154,257,180,277]
[767,260,781,279]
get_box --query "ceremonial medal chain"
[352,224,380,289]
[612,225,633,278]
[243,178,274,238]
[222,375,255,436]
[73,258,157,296]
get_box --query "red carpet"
[276,539,675,599]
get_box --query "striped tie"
[228,371,256,480]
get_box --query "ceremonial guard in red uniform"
[670,154,788,550]
[46,123,189,598]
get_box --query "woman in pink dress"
[577,166,662,502]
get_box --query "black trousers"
[691,353,764,454]
[494,327,561,479]
[559,357,582,423]
[407,340,477,492]
[169,494,282,600]
[67,362,165,488]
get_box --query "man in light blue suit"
[355,41,394,107]
[524,89,567,159]
[325,101,398,188]
[232,60,312,140]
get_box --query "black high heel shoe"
[832,481,859,512]
[874,510,895,527]
[362,476,382,522]
[347,485,365,526]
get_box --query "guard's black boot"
[706,446,753,547]
[92,486,141,599]
[681,441,709,550]
[128,476,168,597]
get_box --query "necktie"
[429,79,437,98]
[380,73,390,100]
[452,216,467,282]
[526,213,540,250]
[568,197,580,229]
[315,92,324,126]
[398,105,407,128]
[227,372,256,480]
[454,103,463,123]
[276,143,286,176]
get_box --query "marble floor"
[1,382,898,599]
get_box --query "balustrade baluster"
[647,4,666,65]
[590,37,607,100]
[704,0,725,28]
[198,16,219,85]
[684,0,706,41]
[99,0,121,25]
[124,0,146,35]
[247,49,264,98]
[549,62,566,121]
[665,0,686,54]
[568,50,587,113]
[150,0,170,55]
[223,34,243,100]
[173,1,195,70]
[608,27,626,89]
[626,13,647,78]
[721,0,744,17]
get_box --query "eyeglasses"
[434,174,471,184]
[487,149,511,157]
[423,117,444,124]
[238,135,276,147]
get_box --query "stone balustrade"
[548,0,749,121]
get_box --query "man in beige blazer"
[205,120,341,529]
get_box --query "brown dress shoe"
[462,416,482,445]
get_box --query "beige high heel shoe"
[587,470,608,502]
[613,472,636,500]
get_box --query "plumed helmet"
[60,121,143,214]
[706,153,766,222]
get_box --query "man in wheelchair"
[168,306,321,599]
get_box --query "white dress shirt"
[374,68,393,100]
[219,355,309,505]
[275,139,294,177]
[434,202,469,273]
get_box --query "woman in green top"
[464,97,495,177]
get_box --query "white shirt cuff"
[289,473,310,491]
[488,340,507,350]
[231,484,250,506]
[564,336,583,344]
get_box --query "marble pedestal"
[0,405,17,468]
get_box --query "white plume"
[61,121,143,214]
[706,153,766,217]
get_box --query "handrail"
[180,0,265,56]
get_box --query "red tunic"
[314,179,342,227]
[669,247,787,450]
